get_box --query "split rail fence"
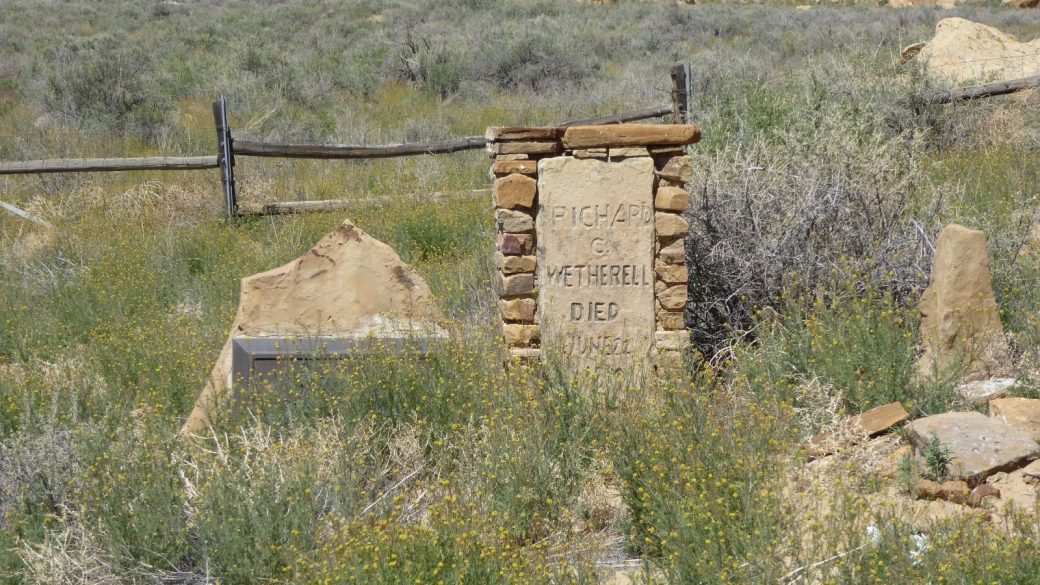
[0,60,1022,223]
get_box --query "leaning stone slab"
[181,219,447,436]
[990,397,1040,441]
[916,224,1012,383]
[906,411,1038,483]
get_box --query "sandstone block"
[502,298,537,323]
[488,141,560,156]
[496,154,529,161]
[658,238,685,264]
[509,347,542,360]
[562,125,701,149]
[655,186,690,212]
[656,213,690,238]
[648,145,685,156]
[499,233,534,256]
[906,411,1037,483]
[502,324,539,347]
[655,330,690,351]
[657,285,688,310]
[990,397,1040,441]
[497,254,536,275]
[655,264,688,284]
[609,147,649,158]
[494,174,537,210]
[917,224,1011,383]
[492,159,538,177]
[496,272,535,297]
[657,311,685,331]
[497,208,535,233]
[573,148,608,159]
[655,155,692,184]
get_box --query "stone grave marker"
[488,124,701,369]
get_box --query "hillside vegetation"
[4,1,1040,583]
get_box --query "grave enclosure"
[488,124,700,369]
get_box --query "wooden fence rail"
[927,74,1040,105]
[0,156,218,175]
[0,63,692,222]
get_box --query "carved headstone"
[537,156,656,368]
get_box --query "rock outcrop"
[180,219,447,435]
[908,18,1040,85]
[916,224,1011,383]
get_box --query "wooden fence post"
[670,62,689,124]
[212,96,237,218]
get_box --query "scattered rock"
[990,397,1040,441]
[972,483,1001,499]
[1021,460,1040,483]
[905,412,1038,483]
[916,224,1011,384]
[916,479,976,505]
[983,466,1038,512]
[1004,0,1039,8]
[908,18,1040,86]
[181,219,447,435]
[957,378,1015,405]
[804,402,910,457]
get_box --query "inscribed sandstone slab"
[537,156,655,369]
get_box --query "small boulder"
[916,224,1011,384]
[990,397,1040,441]
[909,18,1040,85]
[905,412,1038,483]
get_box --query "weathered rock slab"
[181,219,447,435]
[906,412,1038,483]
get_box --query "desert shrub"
[686,55,942,358]
[42,35,172,139]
